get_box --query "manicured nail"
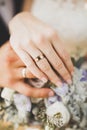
[41,77,48,83]
[67,79,72,85]
[48,91,54,97]
[56,81,62,87]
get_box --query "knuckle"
[48,29,57,39]
[36,35,45,45]
[45,48,52,55]
[56,62,64,70]
[62,52,70,61]
[64,56,69,62]
[41,64,50,72]
[22,39,32,47]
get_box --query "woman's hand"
[0,42,54,98]
[9,12,74,86]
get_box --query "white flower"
[13,93,31,112]
[1,88,15,101]
[46,101,70,127]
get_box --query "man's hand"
[0,42,54,98]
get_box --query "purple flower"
[51,83,69,97]
[13,94,31,112]
[47,95,61,105]
[80,70,87,81]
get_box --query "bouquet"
[0,56,87,130]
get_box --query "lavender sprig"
[80,70,87,81]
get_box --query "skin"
[9,12,74,87]
[0,42,54,98]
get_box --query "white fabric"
[0,0,14,26]
[31,0,87,45]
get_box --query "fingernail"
[67,79,72,85]
[56,81,62,87]
[41,77,48,83]
[48,91,54,97]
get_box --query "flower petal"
[13,93,31,112]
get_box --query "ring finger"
[14,67,35,79]
[24,41,62,86]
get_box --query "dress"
[31,0,87,54]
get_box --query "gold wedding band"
[35,54,45,62]
[22,68,26,78]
